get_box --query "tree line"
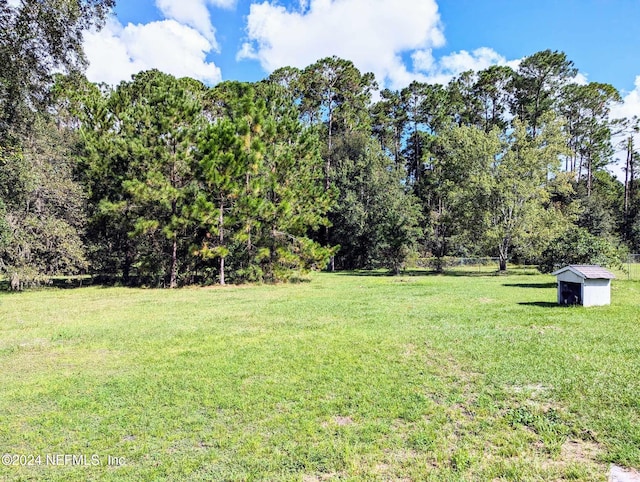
[1,1,638,288]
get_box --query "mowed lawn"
[1,272,639,481]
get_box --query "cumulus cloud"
[84,18,222,85]
[611,76,640,172]
[155,0,236,44]
[239,0,445,89]
[611,76,640,121]
[414,47,521,85]
[572,72,589,86]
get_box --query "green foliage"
[0,0,114,140]
[576,171,624,237]
[560,82,621,197]
[538,227,628,272]
[482,114,571,269]
[329,133,422,272]
[425,114,572,270]
[77,71,203,286]
[193,81,333,284]
[0,116,87,289]
[512,49,577,137]
[1,48,639,287]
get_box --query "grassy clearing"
[1,271,639,480]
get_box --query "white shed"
[551,265,615,307]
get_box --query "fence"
[414,255,640,279]
[625,254,640,280]
[414,257,538,274]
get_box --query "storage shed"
[551,265,615,306]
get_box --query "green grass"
[1,271,639,480]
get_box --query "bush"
[538,227,628,273]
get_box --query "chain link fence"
[413,255,640,279]
[625,254,640,280]
[414,257,539,274]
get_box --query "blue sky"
[83,0,640,120]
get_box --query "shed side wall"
[582,279,611,306]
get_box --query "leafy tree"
[370,88,407,166]
[299,56,376,146]
[447,70,483,128]
[253,82,334,280]
[422,122,500,268]
[0,0,113,289]
[0,0,114,140]
[538,227,628,273]
[512,50,577,137]
[473,65,515,132]
[573,171,624,242]
[401,81,448,183]
[294,57,377,269]
[194,82,333,284]
[77,71,205,287]
[194,117,246,285]
[0,115,87,288]
[483,115,570,270]
[74,78,141,283]
[619,117,639,245]
[329,132,421,272]
[120,71,203,287]
[430,114,570,271]
[559,82,621,194]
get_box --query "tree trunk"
[170,156,179,289]
[499,239,509,271]
[10,272,20,291]
[587,155,592,197]
[123,251,132,285]
[499,257,507,271]
[624,136,631,218]
[219,200,225,285]
[169,233,177,288]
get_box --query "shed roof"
[551,265,615,280]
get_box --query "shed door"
[559,281,582,305]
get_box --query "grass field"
[1,271,639,481]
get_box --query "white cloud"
[439,47,506,74]
[84,18,222,85]
[415,47,521,85]
[239,0,445,89]
[412,49,435,72]
[154,0,236,44]
[572,72,589,86]
[607,76,640,178]
[611,76,640,121]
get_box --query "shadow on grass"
[336,269,542,278]
[0,277,98,293]
[518,301,564,308]
[335,269,491,278]
[0,275,166,292]
[505,282,557,289]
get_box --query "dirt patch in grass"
[532,438,607,475]
[302,473,342,481]
[333,416,354,426]
[561,439,602,463]
[402,343,416,357]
